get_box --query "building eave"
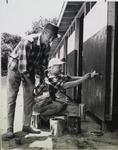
[58,1,84,37]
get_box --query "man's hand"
[90,70,99,78]
[84,73,91,79]
[84,71,99,80]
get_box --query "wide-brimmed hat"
[48,58,65,68]
[44,23,59,38]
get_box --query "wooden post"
[75,18,80,101]
[64,37,68,74]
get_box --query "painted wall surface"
[82,1,109,121]
[56,53,58,58]
[82,27,108,121]
[83,1,107,42]
[67,31,75,54]
[60,45,64,59]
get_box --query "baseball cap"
[48,58,65,68]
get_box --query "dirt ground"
[52,117,118,150]
[1,76,118,150]
[1,117,118,150]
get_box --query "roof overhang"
[50,1,84,57]
[57,1,84,36]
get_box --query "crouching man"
[33,58,98,119]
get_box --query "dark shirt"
[26,42,50,75]
[48,74,71,103]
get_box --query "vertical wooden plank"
[64,37,68,74]
[112,3,118,123]
[75,15,84,102]
[75,18,80,101]
[105,2,115,120]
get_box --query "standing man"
[2,23,59,140]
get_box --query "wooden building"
[50,1,118,129]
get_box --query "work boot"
[22,126,41,134]
[2,128,14,141]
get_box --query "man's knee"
[54,102,64,113]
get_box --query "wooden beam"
[63,12,78,18]
[107,2,115,120]
[59,27,68,31]
[68,2,83,6]
[66,5,81,11]
[64,10,78,13]
[60,21,72,23]
[60,22,71,26]
[63,17,75,19]
[61,18,73,22]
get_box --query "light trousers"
[7,68,35,131]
